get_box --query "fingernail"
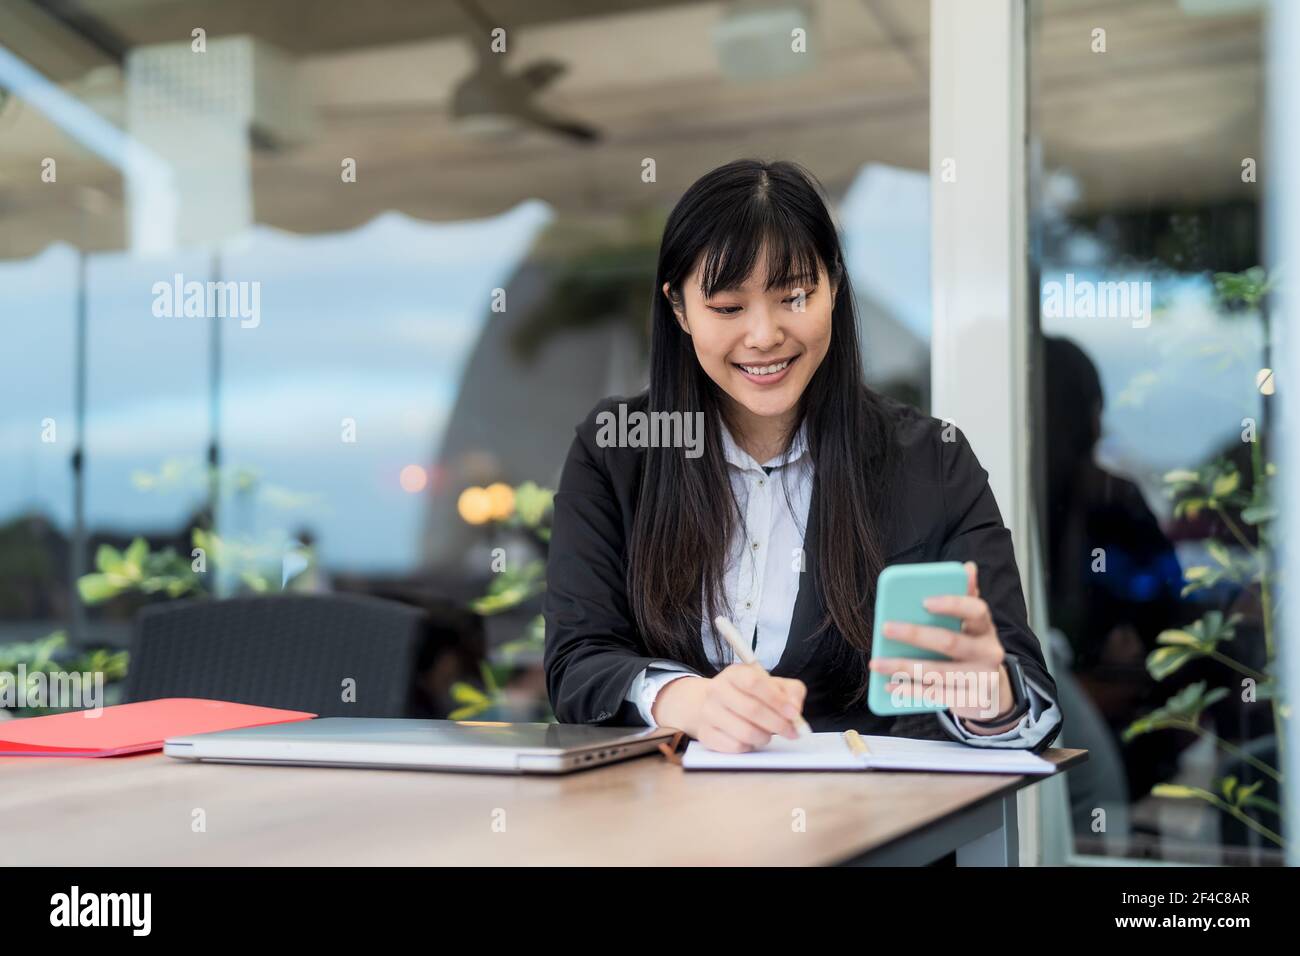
[883,621,899,636]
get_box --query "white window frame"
[930,0,1056,865]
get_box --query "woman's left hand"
[867,560,1017,727]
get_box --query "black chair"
[126,594,428,718]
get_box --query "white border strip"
[1269,0,1299,868]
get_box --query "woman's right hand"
[651,664,807,752]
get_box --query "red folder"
[0,698,316,757]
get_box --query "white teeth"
[739,359,791,376]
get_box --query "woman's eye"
[708,305,742,315]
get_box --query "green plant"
[75,527,295,606]
[449,662,504,721]
[1212,266,1276,311]
[449,483,554,721]
[1152,777,1282,847]
[76,457,321,609]
[470,561,545,616]
[0,631,129,716]
[1123,266,1286,848]
[29,459,322,700]
[76,536,203,604]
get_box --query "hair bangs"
[695,196,827,298]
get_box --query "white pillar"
[931,0,1048,864]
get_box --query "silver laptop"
[164,718,677,774]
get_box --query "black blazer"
[543,390,1062,752]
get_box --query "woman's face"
[664,251,835,425]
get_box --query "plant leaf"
[1242,504,1277,525]
[94,544,124,574]
[1206,539,1233,568]
[1147,645,1201,681]
[450,682,490,707]
[1221,776,1238,801]
[1156,629,1199,646]
[1152,783,1205,800]
[77,573,121,604]
[123,537,149,571]
[1211,472,1240,497]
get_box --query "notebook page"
[681,732,863,770]
[680,732,1055,773]
[857,735,1055,774]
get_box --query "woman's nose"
[743,305,784,350]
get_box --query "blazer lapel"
[770,478,927,679]
[771,481,824,678]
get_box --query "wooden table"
[0,748,1085,866]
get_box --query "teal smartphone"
[867,561,969,716]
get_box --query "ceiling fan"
[449,0,601,145]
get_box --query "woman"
[543,159,1061,754]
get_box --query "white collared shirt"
[624,417,1061,749]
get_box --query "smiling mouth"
[733,355,798,378]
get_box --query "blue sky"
[0,201,552,571]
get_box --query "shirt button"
[744,601,752,609]
[752,541,760,550]
[757,478,765,487]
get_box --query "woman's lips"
[733,354,798,386]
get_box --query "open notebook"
[682,730,1055,774]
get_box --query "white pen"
[714,616,812,738]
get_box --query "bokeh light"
[399,464,428,493]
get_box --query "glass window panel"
[2,0,932,722]
[1029,0,1278,864]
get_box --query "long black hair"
[627,158,899,699]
